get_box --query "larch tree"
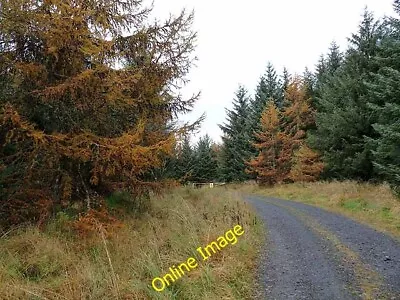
[0,0,199,226]
[281,77,321,181]
[249,77,323,185]
[282,77,315,138]
[247,101,284,185]
[289,145,325,182]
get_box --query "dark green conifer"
[248,63,282,152]
[280,67,291,107]
[309,9,383,180]
[176,135,195,182]
[326,41,343,75]
[219,86,252,182]
[366,1,400,192]
[193,135,218,182]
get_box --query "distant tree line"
[163,134,219,183]
[169,2,400,195]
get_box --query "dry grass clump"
[256,180,400,238]
[0,187,263,299]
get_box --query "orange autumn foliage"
[248,77,324,185]
[289,145,325,182]
[247,102,289,185]
[72,208,124,239]
[282,77,315,137]
[0,0,198,227]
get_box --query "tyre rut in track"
[246,195,400,300]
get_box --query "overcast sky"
[151,0,395,143]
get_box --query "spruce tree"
[175,135,195,182]
[314,41,343,108]
[315,55,327,84]
[219,86,252,182]
[314,55,328,105]
[264,63,282,108]
[193,135,218,182]
[366,1,400,192]
[309,9,383,180]
[280,67,292,108]
[249,63,281,137]
[326,41,343,76]
[303,67,315,100]
[313,43,343,110]
[282,67,291,93]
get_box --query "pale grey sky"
[151,0,395,143]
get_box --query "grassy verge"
[253,181,400,238]
[0,187,263,299]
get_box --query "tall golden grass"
[0,187,263,299]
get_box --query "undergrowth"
[0,187,263,299]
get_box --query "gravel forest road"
[246,195,400,300]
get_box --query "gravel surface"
[246,195,400,300]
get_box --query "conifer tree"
[248,77,321,184]
[315,55,327,84]
[0,0,198,225]
[282,78,315,139]
[211,142,223,180]
[312,43,343,111]
[366,1,400,192]
[281,77,318,179]
[326,41,343,75]
[281,67,291,93]
[289,145,324,182]
[309,9,384,180]
[264,63,282,108]
[219,86,252,182]
[193,135,218,182]
[247,102,284,185]
[303,67,315,100]
[175,135,195,182]
[280,67,292,107]
[249,63,281,138]
[313,55,328,104]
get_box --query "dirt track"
[246,195,400,300]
